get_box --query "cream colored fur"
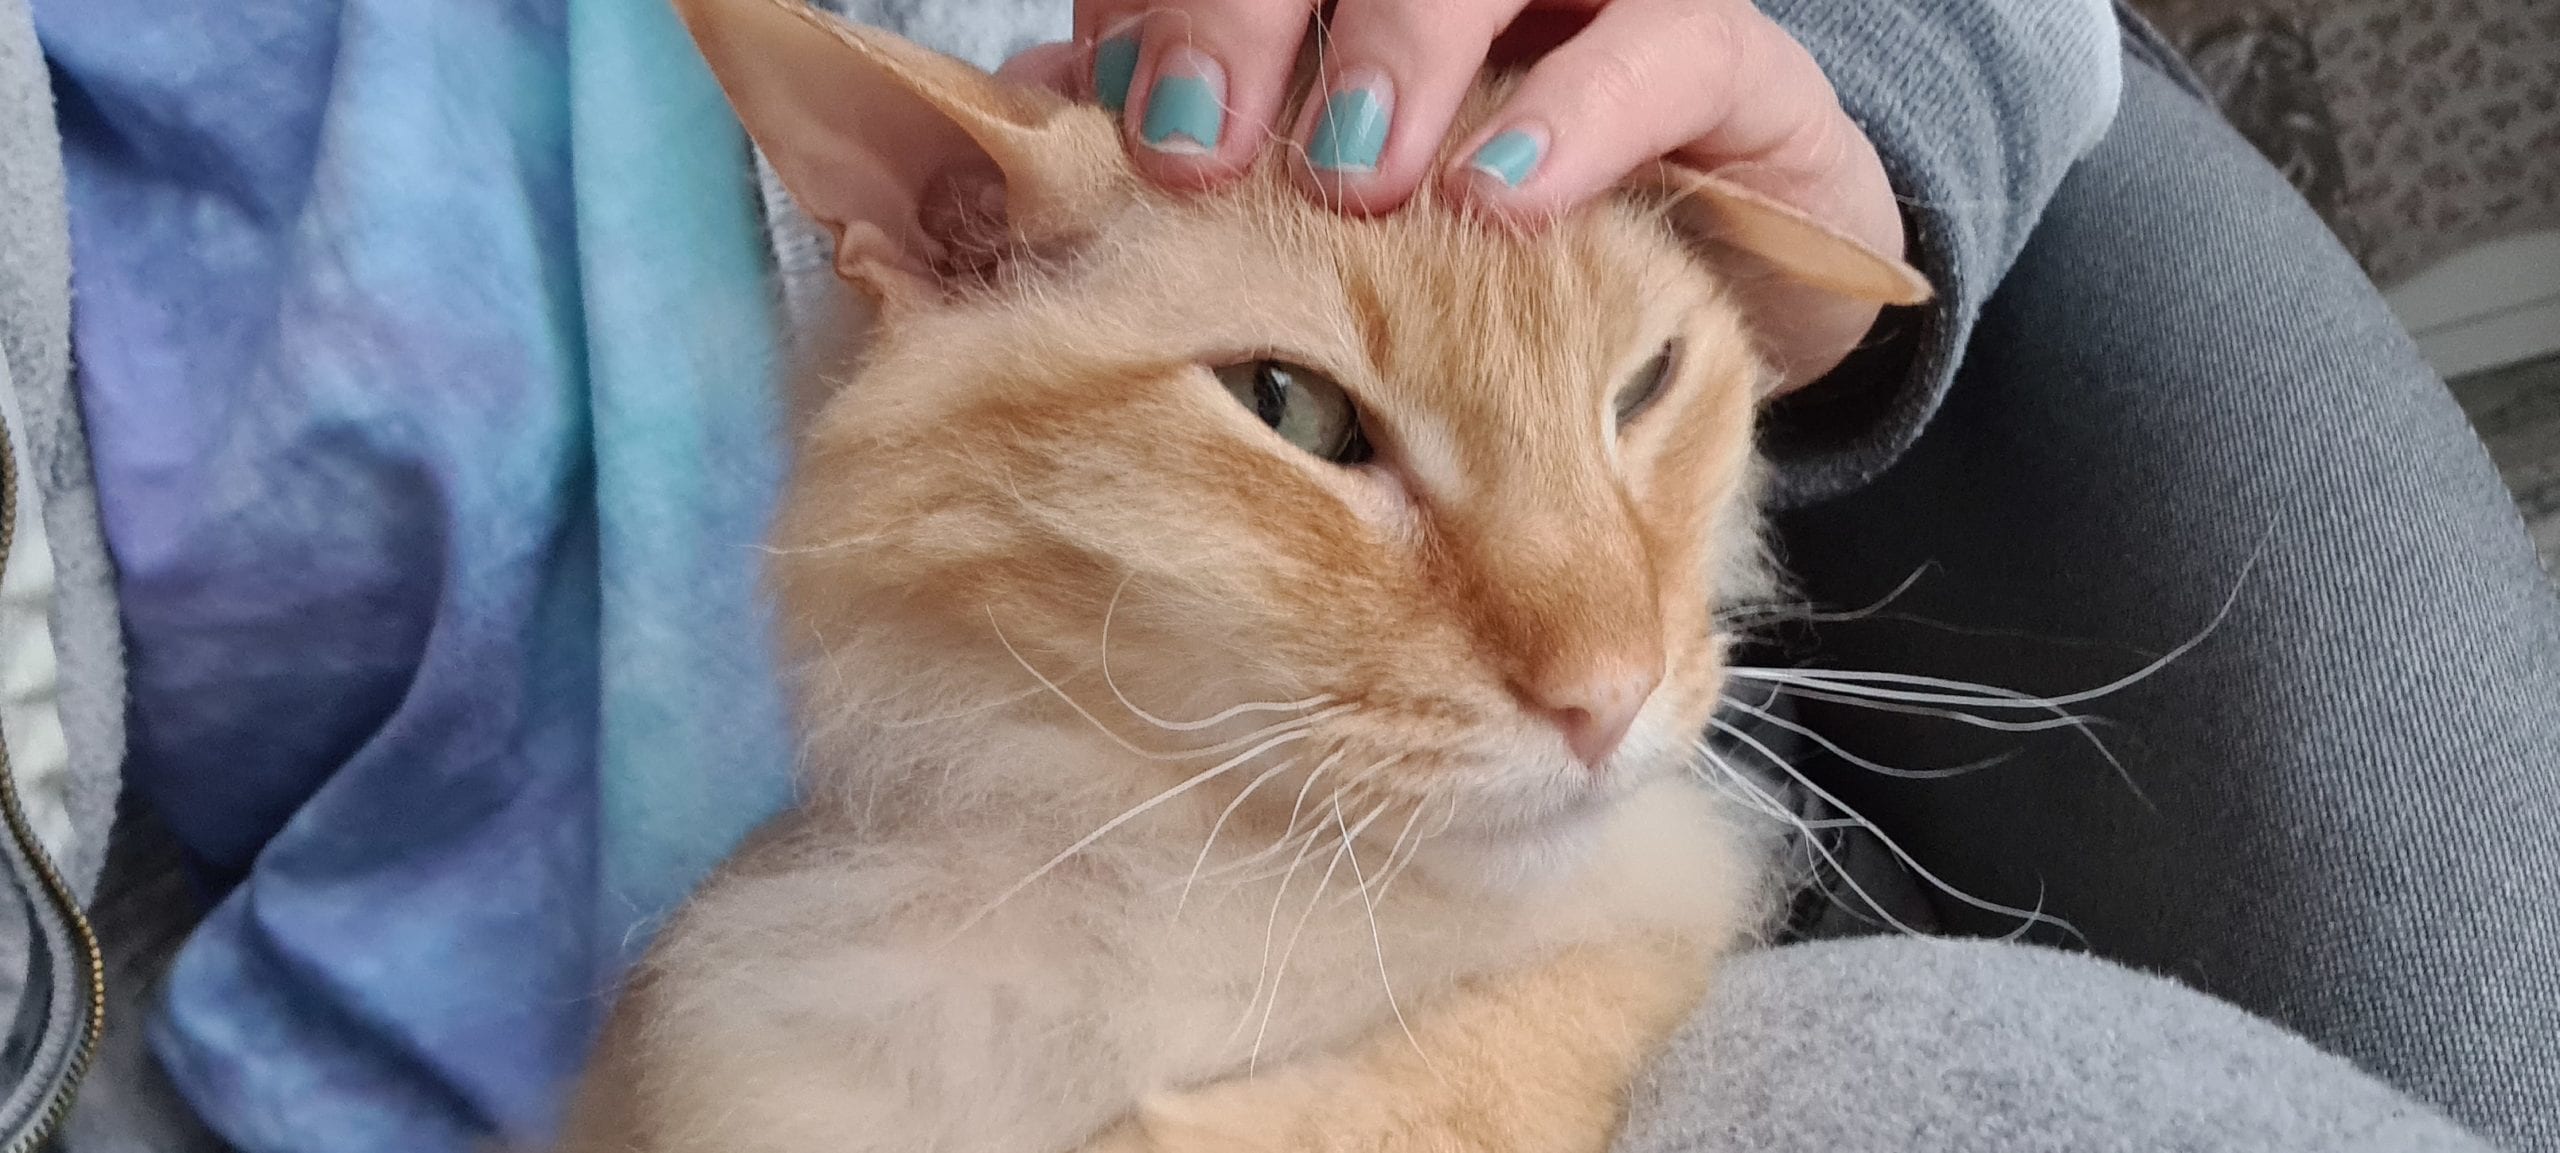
[551,3,1930,1150]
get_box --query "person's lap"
[1619,938,2491,1153]
[1759,36,2560,1153]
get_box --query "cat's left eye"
[1613,340,1679,428]
[1214,360,1371,465]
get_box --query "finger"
[1083,0,1318,191]
[1284,0,1528,214]
[1441,0,1898,387]
[1076,5,1148,111]
[1445,0,1892,256]
[997,40,1082,97]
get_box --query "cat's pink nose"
[1515,655,1661,770]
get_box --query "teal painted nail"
[1092,34,1139,113]
[1307,87,1390,173]
[1469,130,1542,188]
[1141,72,1223,152]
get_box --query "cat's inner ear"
[1644,165,1933,307]
[673,0,1124,303]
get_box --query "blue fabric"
[569,0,797,966]
[37,0,795,1147]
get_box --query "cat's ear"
[672,0,1124,306]
[1643,165,1933,306]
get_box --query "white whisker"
[1746,684,2107,732]
[1100,573,1337,732]
[1730,668,2102,710]
[1343,797,1433,909]
[1231,808,1339,1046]
[1721,696,2010,781]
[1720,561,1937,628]
[948,726,1314,942]
[1221,753,1405,885]
[1724,553,2255,808]
[1691,748,1936,939]
[1745,682,2143,806]
[1192,753,1357,885]
[1250,801,1386,1073]
[1195,821,1330,886]
[1360,811,1439,909]
[1336,800,1433,1071]
[1172,752,1330,921]
[1710,718,2085,944]
[992,607,1351,760]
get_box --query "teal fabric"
[568,0,796,963]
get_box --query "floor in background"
[2124,0,2560,288]
[2450,354,2560,572]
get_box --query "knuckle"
[1579,6,1739,118]
[1380,0,1485,35]
[1329,0,1501,60]
[1782,100,1852,170]
[1139,0,1300,44]
[1223,0,1321,37]
[1581,47,1651,114]
[1665,2,1747,75]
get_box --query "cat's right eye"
[1213,360,1372,465]
[1613,340,1679,428]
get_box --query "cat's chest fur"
[598,755,1756,1153]
[1102,772,1750,1088]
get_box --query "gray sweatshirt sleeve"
[1752,0,2125,507]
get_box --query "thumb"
[996,40,1083,97]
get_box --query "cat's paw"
[1111,1073,1616,1153]
[1111,1076,1334,1153]
[1075,1116,1177,1153]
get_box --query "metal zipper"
[0,413,106,1153]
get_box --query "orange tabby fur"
[550,3,1929,1151]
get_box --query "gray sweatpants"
[1,5,2545,1153]
[1739,37,2560,1153]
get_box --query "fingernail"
[1467,128,1545,189]
[1306,74,1392,174]
[1140,48,1225,154]
[1092,29,1140,113]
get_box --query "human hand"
[1001,0,1911,389]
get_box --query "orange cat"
[553,2,1928,1150]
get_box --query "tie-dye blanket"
[34,0,1076,1146]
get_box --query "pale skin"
[1000,0,1906,390]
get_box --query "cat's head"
[681,0,1926,851]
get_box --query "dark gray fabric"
[62,806,231,1153]
[1755,0,2122,507]
[1620,939,2496,1153]
[1769,46,2560,1153]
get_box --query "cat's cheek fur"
[1331,463,1425,544]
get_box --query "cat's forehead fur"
[844,94,1759,466]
